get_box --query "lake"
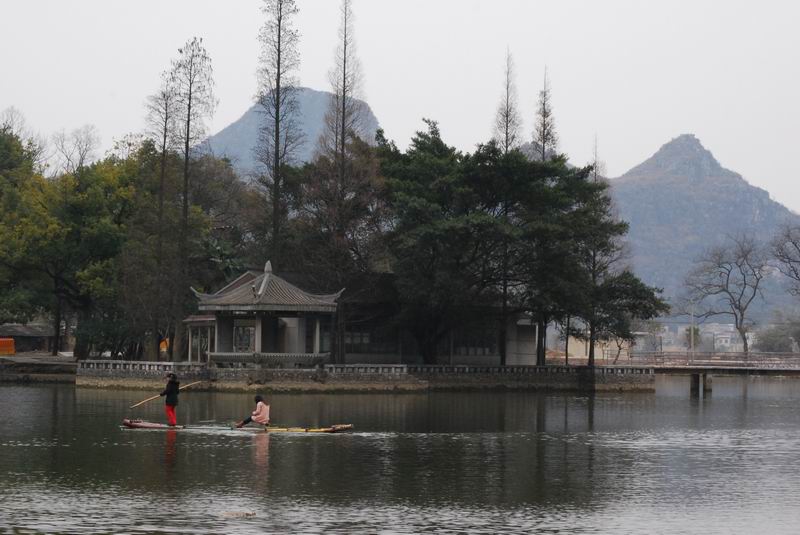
[1,376,799,534]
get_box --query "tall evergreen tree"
[256,0,302,267]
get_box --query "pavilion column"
[188,328,192,363]
[254,315,262,354]
[314,318,321,354]
[295,318,307,353]
[206,326,211,362]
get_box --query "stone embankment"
[75,360,655,392]
[0,353,77,383]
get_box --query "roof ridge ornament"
[257,260,272,298]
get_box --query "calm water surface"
[1,376,800,534]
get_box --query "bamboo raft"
[122,419,185,429]
[238,424,354,434]
[121,419,353,433]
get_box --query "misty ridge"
[2,0,800,360]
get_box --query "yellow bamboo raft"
[236,424,354,433]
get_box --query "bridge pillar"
[690,373,701,396]
[702,373,712,393]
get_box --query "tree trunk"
[51,296,62,357]
[499,276,508,366]
[272,34,282,267]
[588,324,596,367]
[145,325,160,361]
[536,319,547,366]
[738,327,749,354]
[334,304,347,364]
[173,321,186,362]
[613,343,622,364]
[564,316,570,365]
[73,308,91,360]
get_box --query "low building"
[0,323,55,353]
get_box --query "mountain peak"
[204,86,380,177]
[610,134,798,318]
[621,133,724,181]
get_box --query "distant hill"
[610,134,799,312]
[204,87,380,177]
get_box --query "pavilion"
[186,261,342,367]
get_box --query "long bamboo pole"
[129,380,204,409]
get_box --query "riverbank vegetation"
[0,0,669,363]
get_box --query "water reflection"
[165,429,177,470]
[252,433,270,472]
[3,378,800,533]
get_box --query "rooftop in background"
[0,323,54,338]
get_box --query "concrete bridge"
[625,351,800,395]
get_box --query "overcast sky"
[1,1,798,209]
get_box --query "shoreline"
[76,362,656,392]
[3,355,657,392]
[74,377,654,393]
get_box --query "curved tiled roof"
[194,262,342,313]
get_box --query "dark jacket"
[160,379,180,406]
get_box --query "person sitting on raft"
[236,395,270,428]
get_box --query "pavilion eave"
[198,304,337,314]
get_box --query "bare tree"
[146,71,179,230]
[685,235,769,353]
[170,36,216,358]
[144,70,180,359]
[493,49,522,154]
[532,67,557,161]
[318,0,366,165]
[51,124,100,175]
[308,0,373,364]
[171,37,215,240]
[0,107,47,171]
[591,136,606,181]
[108,134,146,160]
[256,0,302,266]
[492,49,522,364]
[0,106,30,137]
[772,224,800,296]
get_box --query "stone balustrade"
[210,352,330,368]
[78,360,209,379]
[75,360,655,392]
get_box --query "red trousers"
[165,404,177,426]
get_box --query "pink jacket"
[252,401,270,425]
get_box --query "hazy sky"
[2,1,798,208]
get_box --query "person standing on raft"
[236,395,270,428]
[160,373,180,426]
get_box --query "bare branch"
[773,224,800,295]
[51,124,100,175]
[684,234,769,352]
